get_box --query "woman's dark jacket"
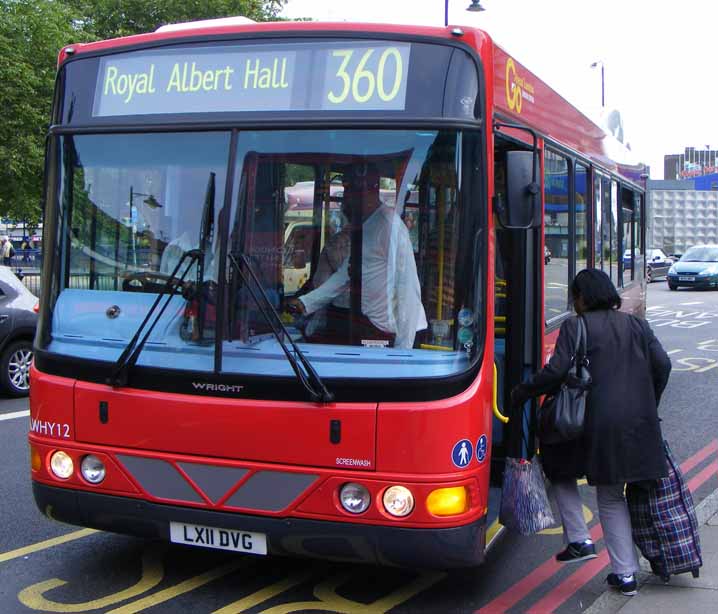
[516,309,671,485]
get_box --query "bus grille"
[116,454,318,512]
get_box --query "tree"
[0,0,286,226]
[66,0,287,39]
[0,0,88,225]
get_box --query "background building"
[647,178,718,255]
[664,146,718,181]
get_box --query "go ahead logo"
[505,57,535,114]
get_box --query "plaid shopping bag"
[627,441,702,581]
[499,455,556,535]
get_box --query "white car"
[0,266,38,395]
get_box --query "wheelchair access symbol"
[452,439,473,468]
[476,434,488,463]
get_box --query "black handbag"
[538,316,591,444]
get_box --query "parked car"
[0,266,38,396]
[622,248,633,268]
[644,248,673,282]
[666,245,718,291]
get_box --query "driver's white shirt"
[299,206,427,349]
[160,231,216,281]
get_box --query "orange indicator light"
[30,445,42,472]
[426,486,468,516]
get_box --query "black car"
[667,245,718,290]
[0,266,38,396]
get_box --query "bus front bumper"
[33,482,487,569]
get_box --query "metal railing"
[19,273,42,296]
[16,272,125,297]
[8,249,170,297]
[5,249,42,269]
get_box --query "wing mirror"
[497,150,541,229]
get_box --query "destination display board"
[58,38,480,124]
[93,42,411,116]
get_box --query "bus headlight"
[383,485,414,517]
[339,482,370,514]
[50,451,74,479]
[81,455,106,484]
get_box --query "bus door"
[490,137,543,491]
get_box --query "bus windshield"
[44,129,483,384]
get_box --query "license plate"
[679,276,695,281]
[170,521,267,555]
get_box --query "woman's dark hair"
[570,268,621,311]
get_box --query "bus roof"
[490,38,644,179]
[155,16,257,33]
[59,18,644,182]
[59,19,468,60]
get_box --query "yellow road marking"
[16,539,444,614]
[261,572,359,614]
[106,559,245,614]
[354,571,447,613]
[539,504,593,535]
[18,545,165,612]
[0,528,97,564]
[486,519,502,545]
[259,570,446,614]
[213,571,313,614]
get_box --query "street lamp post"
[590,60,605,108]
[128,186,162,267]
[445,0,485,26]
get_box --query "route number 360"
[327,48,404,104]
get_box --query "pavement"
[585,488,718,614]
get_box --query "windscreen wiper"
[195,172,215,341]
[228,253,334,404]
[108,249,201,388]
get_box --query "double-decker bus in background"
[29,16,647,568]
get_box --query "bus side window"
[543,149,571,321]
[574,163,589,274]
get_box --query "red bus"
[30,17,647,568]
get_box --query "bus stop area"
[584,496,718,614]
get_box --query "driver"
[288,164,427,349]
[160,231,197,278]
[159,230,219,283]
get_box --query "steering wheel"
[122,271,188,294]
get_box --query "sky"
[280,0,718,179]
